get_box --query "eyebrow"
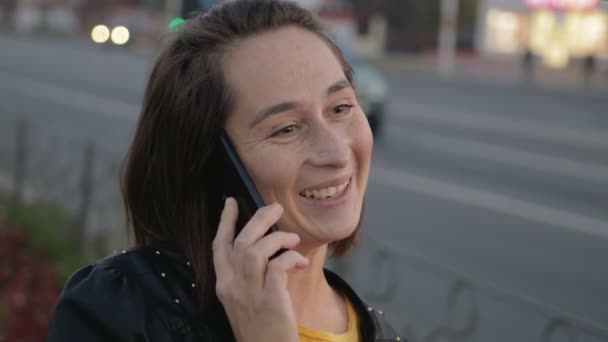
[250,79,352,128]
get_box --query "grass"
[0,193,91,283]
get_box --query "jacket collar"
[324,268,377,341]
[131,244,397,341]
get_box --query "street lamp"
[438,0,459,77]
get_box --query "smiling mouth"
[299,178,351,200]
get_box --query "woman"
[48,1,401,341]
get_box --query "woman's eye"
[272,125,297,137]
[332,104,354,115]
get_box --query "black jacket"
[48,245,402,341]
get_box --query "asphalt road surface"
[1,33,607,342]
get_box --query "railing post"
[77,142,94,244]
[12,119,28,204]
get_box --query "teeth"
[300,178,350,200]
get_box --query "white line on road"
[393,100,608,151]
[389,128,608,184]
[0,72,140,120]
[371,165,608,240]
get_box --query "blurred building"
[347,1,479,55]
[476,0,608,68]
[312,0,389,59]
[9,0,79,33]
[0,0,18,27]
[78,0,140,32]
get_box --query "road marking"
[371,165,608,240]
[393,100,608,151]
[0,72,139,120]
[388,128,608,184]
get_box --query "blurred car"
[351,59,387,135]
[341,46,387,135]
[90,12,151,46]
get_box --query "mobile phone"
[217,130,280,238]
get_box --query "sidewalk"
[372,53,608,98]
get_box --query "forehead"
[222,26,346,113]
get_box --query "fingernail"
[223,196,231,208]
[273,202,283,211]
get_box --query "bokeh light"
[91,25,110,44]
[486,9,521,53]
[543,32,570,68]
[111,26,130,45]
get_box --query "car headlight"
[111,26,130,45]
[91,25,110,44]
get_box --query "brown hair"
[121,0,359,313]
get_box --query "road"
[1,33,607,342]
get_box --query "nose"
[309,125,350,168]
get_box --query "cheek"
[351,112,374,161]
[245,151,295,199]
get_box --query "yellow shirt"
[298,300,359,342]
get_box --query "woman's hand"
[212,197,309,342]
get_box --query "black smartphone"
[217,130,280,238]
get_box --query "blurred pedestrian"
[47,1,401,341]
[582,55,596,88]
[521,49,535,86]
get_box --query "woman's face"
[223,26,373,249]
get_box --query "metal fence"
[329,233,608,342]
[0,115,126,252]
